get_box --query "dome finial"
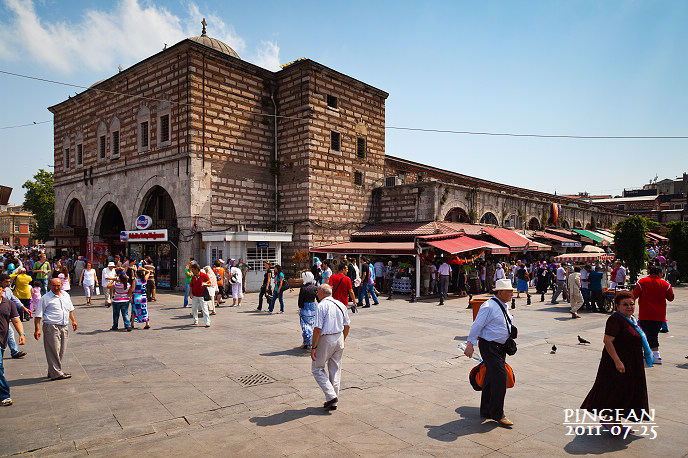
[201,18,207,36]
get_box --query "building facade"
[49,24,387,290]
[0,205,37,247]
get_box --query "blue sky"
[1,0,687,204]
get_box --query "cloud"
[0,0,278,73]
[252,41,281,71]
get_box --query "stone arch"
[480,212,498,226]
[65,198,86,228]
[561,220,570,229]
[93,201,125,239]
[444,206,470,223]
[585,223,591,230]
[574,220,583,228]
[527,217,541,230]
[138,185,178,230]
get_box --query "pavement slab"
[1,284,687,456]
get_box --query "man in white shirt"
[34,278,78,381]
[464,279,515,426]
[310,284,350,411]
[579,265,591,310]
[615,262,627,287]
[551,263,569,304]
[437,259,452,299]
[101,262,117,308]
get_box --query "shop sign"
[136,215,153,230]
[120,229,168,242]
[256,241,269,248]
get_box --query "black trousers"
[638,320,662,348]
[478,339,507,421]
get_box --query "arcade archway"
[527,217,541,230]
[444,207,470,223]
[95,202,126,260]
[480,212,498,226]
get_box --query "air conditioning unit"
[385,176,399,187]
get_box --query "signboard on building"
[135,215,153,230]
[256,241,270,248]
[120,229,168,243]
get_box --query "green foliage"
[667,221,688,281]
[613,216,651,283]
[22,169,54,242]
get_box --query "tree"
[667,221,688,282]
[613,216,651,284]
[22,169,54,242]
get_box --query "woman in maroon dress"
[581,290,651,426]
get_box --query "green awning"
[573,229,606,245]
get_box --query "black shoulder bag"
[494,298,518,356]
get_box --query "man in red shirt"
[328,263,356,312]
[633,266,674,364]
[189,264,211,327]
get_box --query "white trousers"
[191,296,210,325]
[311,332,344,405]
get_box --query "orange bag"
[469,362,515,391]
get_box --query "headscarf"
[615,311,654,367]
[301,271,315,285]
[203,266,218,289]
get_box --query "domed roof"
[189,18,240,59]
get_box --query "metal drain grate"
[234,373,276,387]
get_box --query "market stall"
[552,252,615,264]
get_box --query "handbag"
[203,287,211,301]
[469,361,515,391]
[495,298,518,355]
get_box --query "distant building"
[0,205,37,247]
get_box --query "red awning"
[310,242,417,255]
[532,231,581,248]
[420,235,510,255]
[553,253,615,263]
[648,232,668,242]
[482,227,532,252]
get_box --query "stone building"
[0,205,37,247]
[49,22,387,290]
[379,156,626,230]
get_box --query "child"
[30,280,42,315]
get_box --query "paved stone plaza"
[2,285,687,457]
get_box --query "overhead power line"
[385,126,688,139]
[0,120,51,130]
[2,69,688,139]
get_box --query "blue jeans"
[268,289,284,312]
[7,329,19,356]
[184,283,190,307]
[581,288,591,309]
[0,348,9,400]
[112,301,131,329]
[358,282,379,306]
[39,278,48,295]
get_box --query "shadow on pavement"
[249,406,331,426]
[424,406,499,441]
[563,429,642,455]
[260,348,309,357]
[7,376,49,387]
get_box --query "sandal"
[144,325,150,329]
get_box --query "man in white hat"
[464,278,516,426]
[101,262,118,308]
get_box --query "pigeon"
[578,336,590,345]
[551,344,557,354]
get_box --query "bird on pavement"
[551,344,557,354]
[578,336,590,345]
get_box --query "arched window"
[528,217,541,230]
[110,117,121,158]
[75,130,84,168]
[137,106,150,152]
[445,207,470,223]
[480,212,498,226]
[97,121,107,161]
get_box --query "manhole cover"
[234,373,276,387]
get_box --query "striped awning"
[553,252,615,263]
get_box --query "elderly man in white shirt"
[310,284,351,411]
[101,262,117,308]
[464,278,516,426]
[437,260,452,299]
[34,278,78,381]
